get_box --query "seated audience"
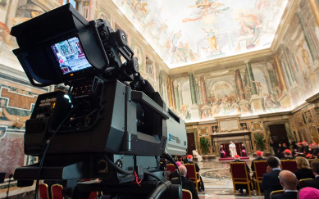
[261,157,282,199]
[231,154,251,194]
[281,149,294,160]
[169,161,184,180]
[251,150,266,172]
[187,155,200,172]
[272,170,298,199]
[299,187,319,199]
[310,143,319,158]
[178,165,199,199]
[302,161,319,189]
[187,154,204,191]
[294,157,314,180]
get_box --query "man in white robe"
[192,149,203,162]
[229,141,237,157]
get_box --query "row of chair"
[230,159,318,197]
[270,178,313,197]
[166,163,201,192]
[39,183,97,199]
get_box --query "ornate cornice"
[271,0,300,52]
[169,49,274,76]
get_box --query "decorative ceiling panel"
[113,0,288,68]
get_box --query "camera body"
[11,3,187,189]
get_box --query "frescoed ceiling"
[113,0,288,68]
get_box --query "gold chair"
[280,160,297,172]
[229,162,252,197]
[185,164,201,192]
[299,178,313,188]
[51,184,64,199]
[182,189,193,199]
[253,160,268,196]
[270,190,284,198]
[39,183,49,199]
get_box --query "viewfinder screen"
[51,37,92,75]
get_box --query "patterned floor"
[197,156,264,198]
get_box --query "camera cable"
[34,103,81,199]
[163,152,182,186]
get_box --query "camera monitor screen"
[51,37,92,75]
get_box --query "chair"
[253,160,268,196]
[185,164,201,192]
[39,183,49,199]
[166,164,175,173]
[229,162,252,197]
[270,190,284,198]
[182,189,193,199]
[88,191,98,199]
[299,178,313,188]
[281,160,297,172]
[166,164,176,179]
[51,184,64,199]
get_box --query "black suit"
[294,168,314,180]
[180,176,199,199]
[261,169,282,199]
[302,176,319,189]
[251,157,266,172]
[271,191,298,199]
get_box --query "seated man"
[272,170,298,199]
[260,157,282,199]
[178,165,199,199]
[187,155,200,172]
[231,154,251,194]
[251,150,266,172]
[169,161,183,180]
[281,149,295,160]
[302,161,319,189]
[192,149,202,162]
[187,155,204,191]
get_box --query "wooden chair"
[166,164,175,173]
[299,178,313,188]
[270,190,284,198]
[166,164,176,179]
[185,164,201,192]
[88,191,98,199]
[39,183,49,199]
[182,189,193,199]
[51,184,64,199]
[253,160,268,196]
[229,162,252,197]
[281,160,297,172]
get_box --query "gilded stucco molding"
[271,0,299,52]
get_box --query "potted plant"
[200,137,210,160]
[254,133,265,151]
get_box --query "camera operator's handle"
[131,91,169,120]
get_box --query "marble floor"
[196,156,264,199]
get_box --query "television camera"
[11,3,187,199]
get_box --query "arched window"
[63,0,78,10]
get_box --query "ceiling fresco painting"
[113,0,288,68]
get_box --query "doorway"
[187,133,196,155]
[269,124,289,147]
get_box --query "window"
[63,0,78,10]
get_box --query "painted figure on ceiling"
[182,0,228,23]
[202,27,218,51]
